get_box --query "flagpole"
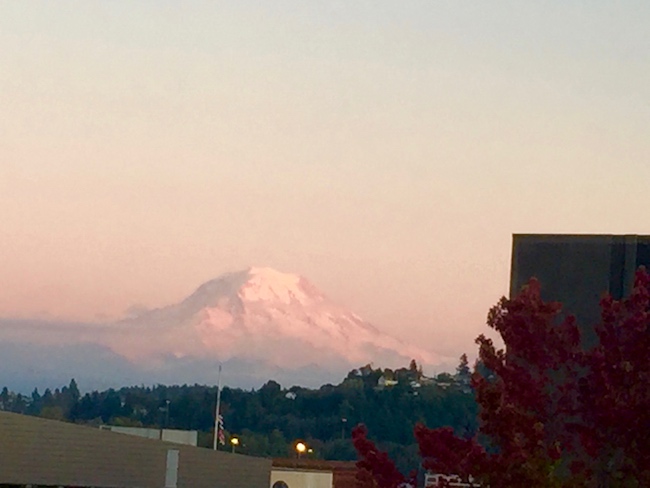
[213,364,222,451]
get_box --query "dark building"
[510,234,650,332]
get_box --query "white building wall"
[107,426,161,440]
[161,428,198,446]
[103,426,198,446]
[270,469,333,488]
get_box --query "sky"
[2,1,650,361]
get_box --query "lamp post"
[295,441,307,458]
[230,436,239,453]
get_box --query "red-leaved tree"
[570,269,650,485]
[354,269,650,487]
[353,423,411,488]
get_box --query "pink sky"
[1,2,650,360]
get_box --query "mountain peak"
[109,267,443,377]
[242,267,317,305]
[248,266,296,278]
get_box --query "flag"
[217,414,226,445]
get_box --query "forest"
[0,358,474,473]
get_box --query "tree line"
[0,359,476,473]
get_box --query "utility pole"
[212,364,222,451]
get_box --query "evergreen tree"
[455,353,471,387]
[0,387,9,410]
[27,388,42,415]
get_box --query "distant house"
[0,411,270,488]
[423,472,479,487]
[376,376,399,389]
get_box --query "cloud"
[0,339,352,393]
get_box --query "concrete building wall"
[178,446,271,488]
[162,428,198,446]
[0,411,271,488]
[105,425,162,439]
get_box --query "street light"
[295,441,307,458]
[230,436,240,453]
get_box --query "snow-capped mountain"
[0,267,450,390]
[106,267,440,372]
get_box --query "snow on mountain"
[106,267,442,372]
